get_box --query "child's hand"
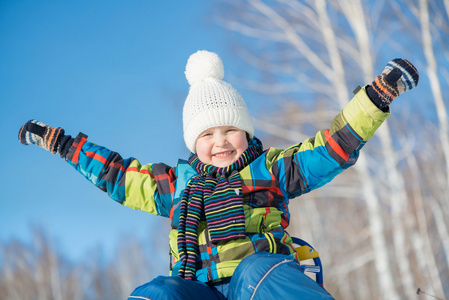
[18,120,65,154]
[367,59,419,110]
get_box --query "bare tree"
[0,228,67,300]
[213,0,449,299]
[0,226,167,300]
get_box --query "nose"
[214,133,228,147]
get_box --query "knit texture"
[367,58,419,111]
[177,137,264,280]
[18,120,65,155]
[182,50,254,153]
[58,134,74,159]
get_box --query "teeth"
[215,151,232,157]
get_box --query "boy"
[19,50,419,299]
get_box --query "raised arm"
[267,58,419,198]
[18,122,175,218]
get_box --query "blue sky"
[1,0,443,276]
[0,0,233,263]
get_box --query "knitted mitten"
[19,120,66,155]
[367,58,419,111]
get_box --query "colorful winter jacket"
[65,87,389,283]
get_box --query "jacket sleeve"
[65,134,175,218]
[266,86,389,198]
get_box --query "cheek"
[233,136,249,154]
[195,140,211,161]
[240,142,249,155]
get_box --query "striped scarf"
[177,137,264,280]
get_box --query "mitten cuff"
[58,135,74,159]
[366,84,391,112]
[47,127,65,154]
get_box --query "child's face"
[195,126,249,168]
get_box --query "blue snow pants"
[128,252,334,300]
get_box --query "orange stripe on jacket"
[242,184,283,196]
[324,129,349,161]
[85,151,126,173]
[127,166,154,177]
[72,136,87,164]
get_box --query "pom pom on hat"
[182,50,254,153]
[185,50,224,86]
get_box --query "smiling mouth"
[213,150,234,158]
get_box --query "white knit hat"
[183,50,254,153]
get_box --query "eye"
[200,132,212,138]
